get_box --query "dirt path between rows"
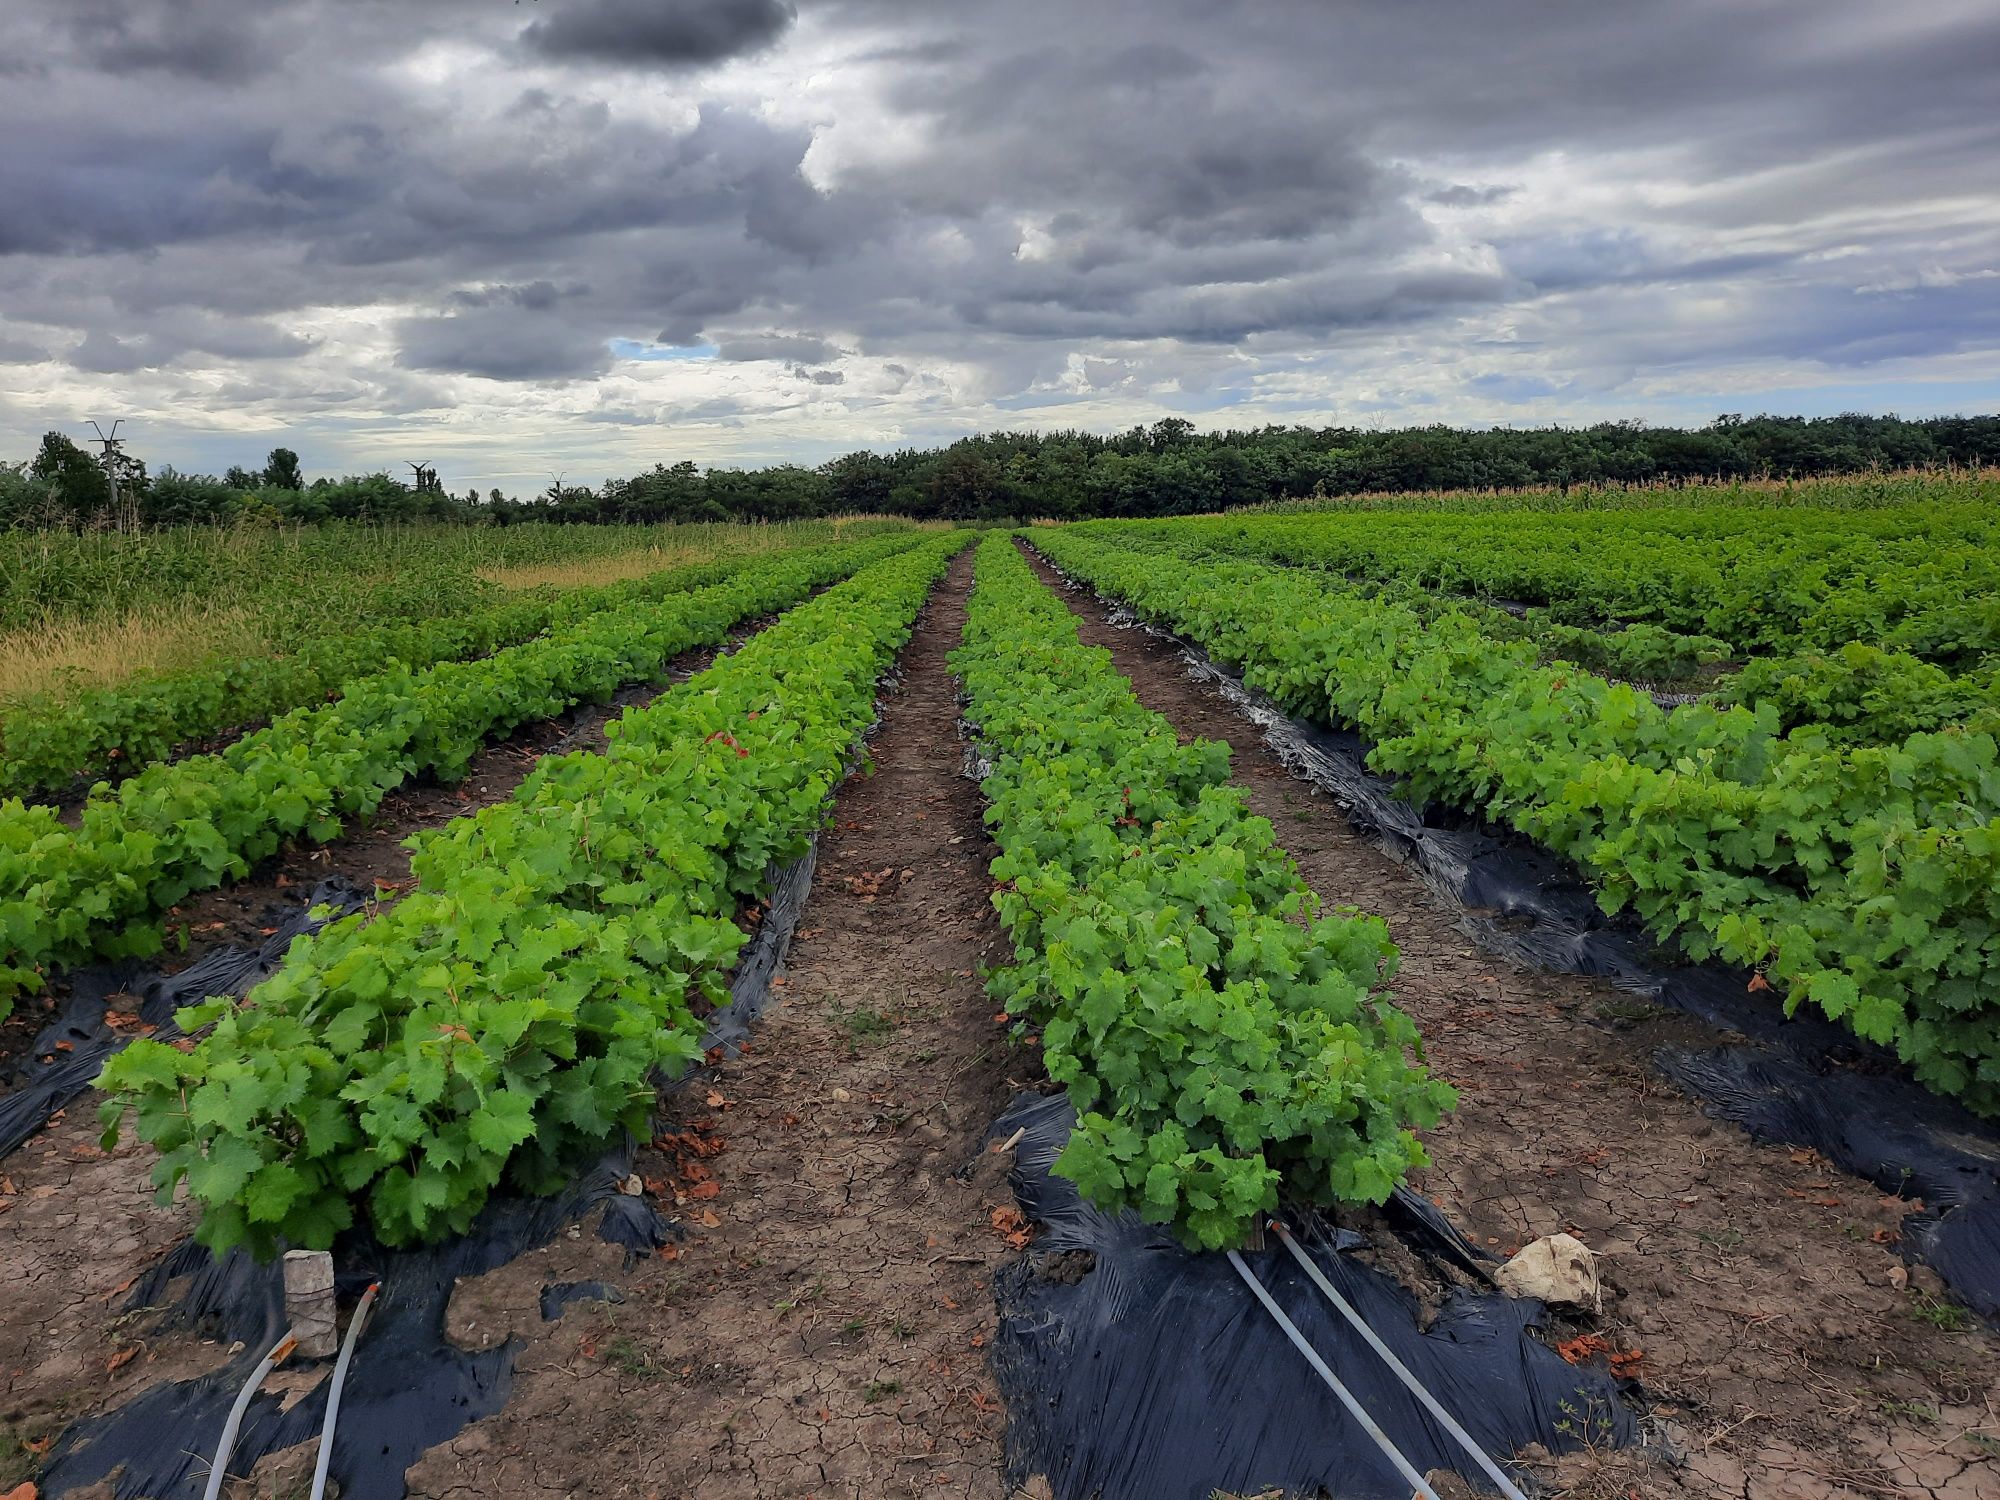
[0,598,976,1493]
[0,616,768,1079]
[394,546,1028,1500]
[1021,542,2000,1500]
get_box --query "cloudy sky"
[3,0,1997,491]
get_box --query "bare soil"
[393,545,1029,1500]
[1022,542,2000,1500]
[0,550,1026,1499]
[10,543,2000,1500]
[0,611,833,1489]
[0,621,760,1082]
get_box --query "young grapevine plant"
[0,550,772,802]
[1037,530,2000,1116]
[95,535,968,1256]
[954,536,1453,1250]
[0,535,919,1022]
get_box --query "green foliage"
[0,536,924,1017]
[0,516,919,637]
[97,535,969,1256]
[1091,502,2000,672]
[30,432,112,516]
[263,448,305,491]
[953,536,1452,1250]
[1718,645,2000,745]
[1036,529,2000,1116]
[0,551,758,801]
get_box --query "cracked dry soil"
[0,614,768,1079]
[1022,541,2000,1500]
[395,546,1031,1500]
[8,540,2000,1500]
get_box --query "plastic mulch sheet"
[37,845,816,1500]
[986,1093,1636,1500]
[1054,562,2000,1327]
[0,877,364,1159]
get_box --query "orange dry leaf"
[1607,1348,1644,1377]
[106,1346,139,1373]
[685,1180,721,1201]
[1747,972,1771,993]
[989,1206,1032,1250]
[4,1480,37,1500]
[1555,1333,1611,1365]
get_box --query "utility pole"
[87,419,138,532]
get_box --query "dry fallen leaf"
[106,1346,140,1373]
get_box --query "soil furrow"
[0,616,766,1080]
[389,547,1028,1499]
[0,610,804,1481]
[1021,541,2000,1500]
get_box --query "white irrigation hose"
[308,1282,381,1500]
[1225,1249,1443,1500]
[1271,1220,1532,1500]
[200,1328,298,1500]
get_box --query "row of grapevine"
[97,534,969,1258]
[1035,530,2000,1114]
[1091,522,2000,747]
[0,549,785,802]
[0,534,921,1018]
[1079,504,2000,670]
[954,536,1452,1249]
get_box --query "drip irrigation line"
[200,1327,298,1500]
[1271,1219,1531,1500]
[1225,1249,1442,1500]
[309,1282,380,1500]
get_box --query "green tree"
[30,432,111,518]
[262,447,304,490]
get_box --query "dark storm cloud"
[0,0,1996,450]
[397,307,615,382]
[43,0,284,82]
[717,333,837,364]
[520,0,797,67]
[1428,185,1516,208]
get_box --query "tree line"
[3,412,1995,530]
